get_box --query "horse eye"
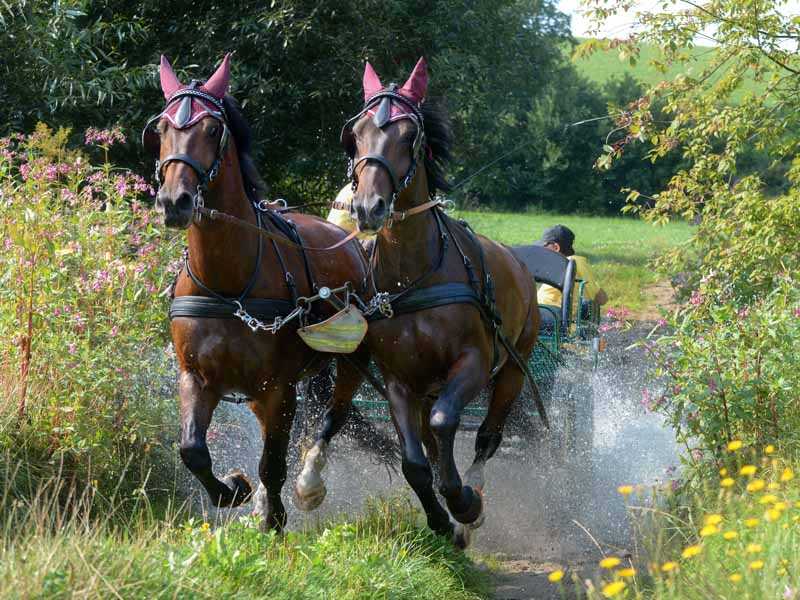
[208,125,219,137]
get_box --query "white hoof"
[293,440,328,512]
[453,523,472,549]
[252,482,268,520]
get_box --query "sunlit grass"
[457,210,691,314]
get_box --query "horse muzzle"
[353,194,388,233]
[156,189,195,229]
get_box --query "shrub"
[0,124,181,503]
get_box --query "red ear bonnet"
[363,57,427,125]
[363,62,384,102]
[399,57,428,104]
[159,55,182,99]
[202,53,231,99]
[159,54,230,129]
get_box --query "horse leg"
[178,371,252,507]
[430,351,486,525]
[387,379,453,538]
[294,355,363,511]
[249,383,296,532]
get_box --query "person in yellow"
[535,225,607,321]
[326,184,376,242]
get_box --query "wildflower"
[617,568,636,578]
[617,485,634,497]
[759,494,779,505]
[547,570,564,583]
[746,543,763,554]
[721,477,735,488]
[781,468,795,482]
[729,573,742,583]
[723,531,738,540]
[766,509,782,522]
[200,522,210,532]
[661,562,678,572]
[720,468,728,476]
[747,479,766,492]
[67,342,77,355]
[682,545,702,559]
[690,290,703,305]
[601,581,626,597]
[765,445,776,454]
[745,518,760,528]
[704,514,723,526]
[749,560,764,571]
[740,465,757,476]
[784,586,796,600]
[727,440,743,451]
[774,501,788,511]
[700,525,718,537]
[599,557,621,569]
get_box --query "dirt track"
[189,323,677,599]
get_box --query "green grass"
[0,493,489,599]
[570,39,766,102]
[458,210,691,314]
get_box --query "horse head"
[342,57,429,233]
[144,54,233,228]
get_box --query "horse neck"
[186,149,260,295]
[375,170,440,287]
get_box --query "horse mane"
[222,95,268,203]
[420,98,454,194]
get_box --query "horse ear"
[160,55,182,99]
[203,53,231,99]
[363,62,384,101]
[399,57,428,103]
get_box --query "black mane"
[420,98,454,194]
[222,95,268,203]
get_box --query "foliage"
[0,493,489,599]
[0,0,670,213]
[553,444,800,599]
[0,124,181,499]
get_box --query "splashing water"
[185,324,679,560]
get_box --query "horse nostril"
[176,192,194,213]
[374,197,387,218]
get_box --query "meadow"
[458,210,692,315]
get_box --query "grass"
[457,210,692,315]
[561,443,800,599]
[0,489,489,599]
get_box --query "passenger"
[534,225,607,325]
[327,184,376,243]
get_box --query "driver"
[535,225,607,319]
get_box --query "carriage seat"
[511,245,576,338]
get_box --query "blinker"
[372,83,397,129]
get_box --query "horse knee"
[180,442,211,474]
[429,408,459,438]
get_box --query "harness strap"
[389,197,442,224]
[169,295,295,321]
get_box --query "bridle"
[142,82,231,221]
[341,84,426,222]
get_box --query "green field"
[571,39,765,101]
[458,210,692,315]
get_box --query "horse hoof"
[453,523,472,549]
[451,486,483,525]
[222,470,253,507]
[293,482,327,512]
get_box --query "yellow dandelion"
[721,477,735,488]
[784,523,790,529]
[720,467,728,476]
[779,566,788,576]
[200,522,211,532]
[682,545,702,559]
[781,468,795,482]
[747,479,766,492]
[749,560,764,571]
[740,465,757,476]
[704,514,723,526]
[661,561,678,572]
[765,445,775,454]
[617,485,634,497]
[774,501,788,511]
[727,440,743,451]
[548,570,564,583]
[601,581,626,598]
[599,557,621,569]
[723,530,739,540]
[746,543,763,554]
[758,494,779,505]
[729,573,742,583]
[765,508,782,522]
[617,567,636,578]
[745,517,760,527]
[700,525,718,537]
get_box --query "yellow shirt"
[326,185,375,241]
[537,255,600,315]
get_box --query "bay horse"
[144,54,378,531]
[297,58,544,546]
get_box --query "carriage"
[349,242,602,460]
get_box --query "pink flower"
[110,326,119,337]
[19,163,31,180]
[656,318,667,328]
[737,307,749,319]
[67,343,77,355]
[794,307,800,318]
[689,290,703,306]
[84,126,126,147]
[3,237,11,251]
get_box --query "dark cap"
[534,224,575,249]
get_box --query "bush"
[0,124,181,503]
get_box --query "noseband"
[142,85,230,220]
[341,85,426,220]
